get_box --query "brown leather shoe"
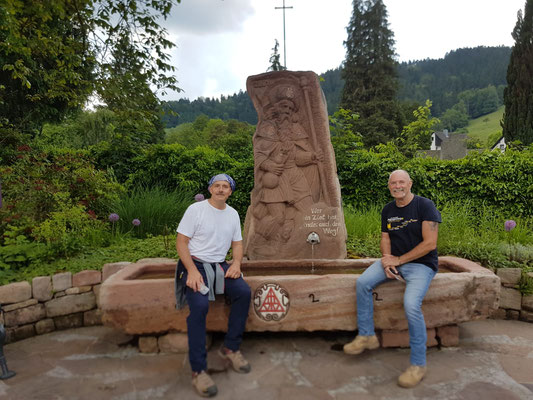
[398,365,427,388]
[343,335,380,355]
[192,371,217,397]
[218,347,251,373]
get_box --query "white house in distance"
[425,130,507,160]
[426,130,468,160]
[430,129,450,151]
[490,135,507,152]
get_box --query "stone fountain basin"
[99,257,500,335]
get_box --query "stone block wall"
[492,268,533,322]
[0,262,131,344]
[1,263,532,349]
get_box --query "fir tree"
[502,0,533,145]
[340,0,401,146]
[268,39,285,72]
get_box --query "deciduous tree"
[0,0,180,138]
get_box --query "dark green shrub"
[0,147,123,243]
[333,141,533,216]
[125,144,254,218]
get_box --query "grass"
[111,186,194,238]
[466,106,504,147]
[3,201,532,291]
[345,201,533,273]
[1,235,178,285]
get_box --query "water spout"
[307,232,320,273]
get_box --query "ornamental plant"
[0,147,124,246]
[505,219,517,261]
[109,213,120,237]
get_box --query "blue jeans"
[178,260,251,373]
[356,260,436,366]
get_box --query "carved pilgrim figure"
[252,84,323,244]
[244,71,346,260]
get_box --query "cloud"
[166,0,255,35]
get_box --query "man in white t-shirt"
[176,174,251,398]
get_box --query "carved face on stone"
[276,99,296,121]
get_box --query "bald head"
[388,169,413,204]
[388,169,411,183]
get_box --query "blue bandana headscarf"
[208,174,236,192]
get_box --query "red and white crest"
[253,283,290,321]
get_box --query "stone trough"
[99,256,500,335]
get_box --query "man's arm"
[380,232,397,279]
[380,232,392,256]
[176,233,204,292]
[382,221,439,271]
[225,240,243,279]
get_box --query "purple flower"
[109,213,120,222]
[194,193,205,202]
[132,218,141,226]
[504,220,516,232]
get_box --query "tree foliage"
[0,0,94,133]
[0,0,180,137]
[438,101,470,131]
[398,46,510,116]
[162,91,258,127]
[502,0,533,145]
[340,0,402,146]
[267,39,285,72]
[396,100,439,157]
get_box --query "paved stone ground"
[1,320,533,400]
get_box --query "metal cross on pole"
[275,0,293,69]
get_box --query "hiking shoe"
[218,347,251,373]
[343,335,380,355]
[398,365,427,388]
[192,371,217,397]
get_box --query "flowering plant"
[504,220,517,261]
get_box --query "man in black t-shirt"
[344,169,441,388]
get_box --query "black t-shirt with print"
[381,195,442,271]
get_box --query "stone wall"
[1,263,532,351]
[491,268,533,322]
[0,261,132,344]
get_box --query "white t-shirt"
[177,200,242,262]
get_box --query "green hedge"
[123,142,532,218]
[336,145,533,216]
[125,144,254,217]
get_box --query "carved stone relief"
[243,71,347,260]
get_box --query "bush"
[33,203,109,257]
[333,141,533,217]
[125,144,254,218]
[0,147,123,244]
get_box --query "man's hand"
[186,269,205,292]
[381,254,401,279]
[225,262,242,279]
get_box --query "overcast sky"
[162,0,526,101]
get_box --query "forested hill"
[162,91,258,127]
[161,46,511,128]
[397,46,511,116]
